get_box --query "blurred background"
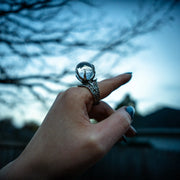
[0,0,180,179]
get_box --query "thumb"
[94,106,135,152]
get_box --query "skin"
[0,73,136,179]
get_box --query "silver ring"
[75,62,100,105]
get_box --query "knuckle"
[63,87,92,103]
[57,91,63,99]
[62,87,79,101]
[85,134,106,157]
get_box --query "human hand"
[0,73,136,179]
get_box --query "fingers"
[88,101,114,121]
[89,101,136,136]
[93,107,134,151]
[125,126,137,137]
[98,73,132,100]
[74,73,132,108]
[89,101,137,139]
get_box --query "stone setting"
[76,62,95,83]
[75,61,100,105]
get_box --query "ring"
[75,62,100,105]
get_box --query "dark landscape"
[1,106,180,179]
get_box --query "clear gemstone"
[76,62,95,82]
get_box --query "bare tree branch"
[0,0,178,113]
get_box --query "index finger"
[98,72,132,100]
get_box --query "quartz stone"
[76,62,95,83]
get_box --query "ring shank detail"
[78,80,100,105]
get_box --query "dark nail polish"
[126,106,135,119]
[131,126,137,134]
[125,72,132,75]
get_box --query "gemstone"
[76,62,95,83]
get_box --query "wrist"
[0,158,22,179]
[0,151,45,179]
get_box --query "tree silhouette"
[0,0,178,113]
[115,94,141,117]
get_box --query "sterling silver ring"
[75,62,100,105]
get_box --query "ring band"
[78,80,100,105]
[75,62,100,105]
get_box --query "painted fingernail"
[131,126,137,134]
[122,135,127,143]
[125,72,132,75]
[126,106,135,120]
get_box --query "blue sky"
[99,0,180,115]
[1,0,180,126]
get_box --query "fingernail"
[125,72,132,75]
[126,106,135,120]
[131,126,138,135]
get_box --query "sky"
[1,0,180,126]
[98,0,180,115]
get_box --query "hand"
[0,73,136,179]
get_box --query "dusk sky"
[75,0,180,115]
[1,0,180,126]
[100,1,180,115]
